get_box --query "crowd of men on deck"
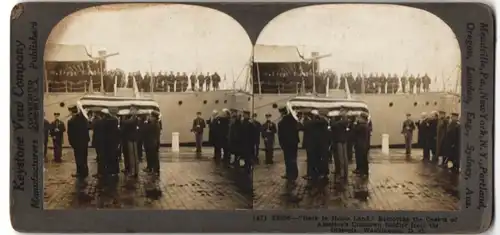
[413,111,461,172]
[44,105,460,183]
[46,63,222,93]
[44,106,162,179]
[200,107,374,182]
[258,70,433,94]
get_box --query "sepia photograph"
[42,3,462,212]
[43,3,254,210]
[251,4,462,211]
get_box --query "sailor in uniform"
[330,107,349,180]
[277,107,300,182]
[401,113,416,158]
[445,113,461,172]
[50,112,66,163]
[353,112,371,177]
[219,108,231,164]
[261,113,277,164]
[144,111,162,175]
[208,110,221,160]
[67,105,90,178]
[44,112,50,162]
[436,111,448,164]
[251,113,262,164]
[241,110,255,173]
[102,108,120,176]
[191,112,206,153]
[122,106,140,177]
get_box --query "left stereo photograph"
[43,3,254,210]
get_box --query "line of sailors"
[201,106,372,182]
[44,105,163,179]
[414,111,461,172]
[128,71,222,92]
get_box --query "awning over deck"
[44,43,93,62]
[253,44,304,63]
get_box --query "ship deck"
[44,147,458,210]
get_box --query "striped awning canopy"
[76,95,161,118]
[286,96,370,119]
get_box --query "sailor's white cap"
[327,111,339,117]
[101,108,110,114]
[222,108,229,112]
[311,109,319,115]
[213,109,218,114]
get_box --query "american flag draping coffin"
[76,95,161,119]
[285,96,370,120]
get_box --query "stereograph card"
[10,0,494,233]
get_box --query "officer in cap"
[217,108,231,164]
[436,111,448,163]
[67,105,90,178]
[208,110,221,160]
[401,113,416,158]
[228,109,243,166]
[445,112,460,172]
[251,113,262,164]
[240,110,255,173]
[191,111,206,153]
[277,106,300,182]
[43,112,50,162]
[262,113,277,164]
[143,111,162,175]
[50,112,66,163]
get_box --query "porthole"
[203,100,207,104]
[434,102,438,106]
[59,102,65,107]
[389,102,393,107]
[223,100,227,104]
[425,101,430,106]
[272,103,278,109]
[215,100,219,104]
[178,101,183,106]
[248,97,251,101]
[413,102,418,107]
[458,99,461,103]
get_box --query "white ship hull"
[45,91,459,148]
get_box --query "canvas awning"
[44,43,93,62]
[253,44,304,63]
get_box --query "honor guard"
[401,113,416,157]
[101,108,120,176]
[67,105,90,178]
[308,109,330,180]
[191,112,206,153]
[144,111,162,175]
[252,113,262,164]
[353,112,370,177]
[261,113,277,164]
[330,107,350,180]
[277,107,299,182]
[50,112,66,163]
[122,107,141,177]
